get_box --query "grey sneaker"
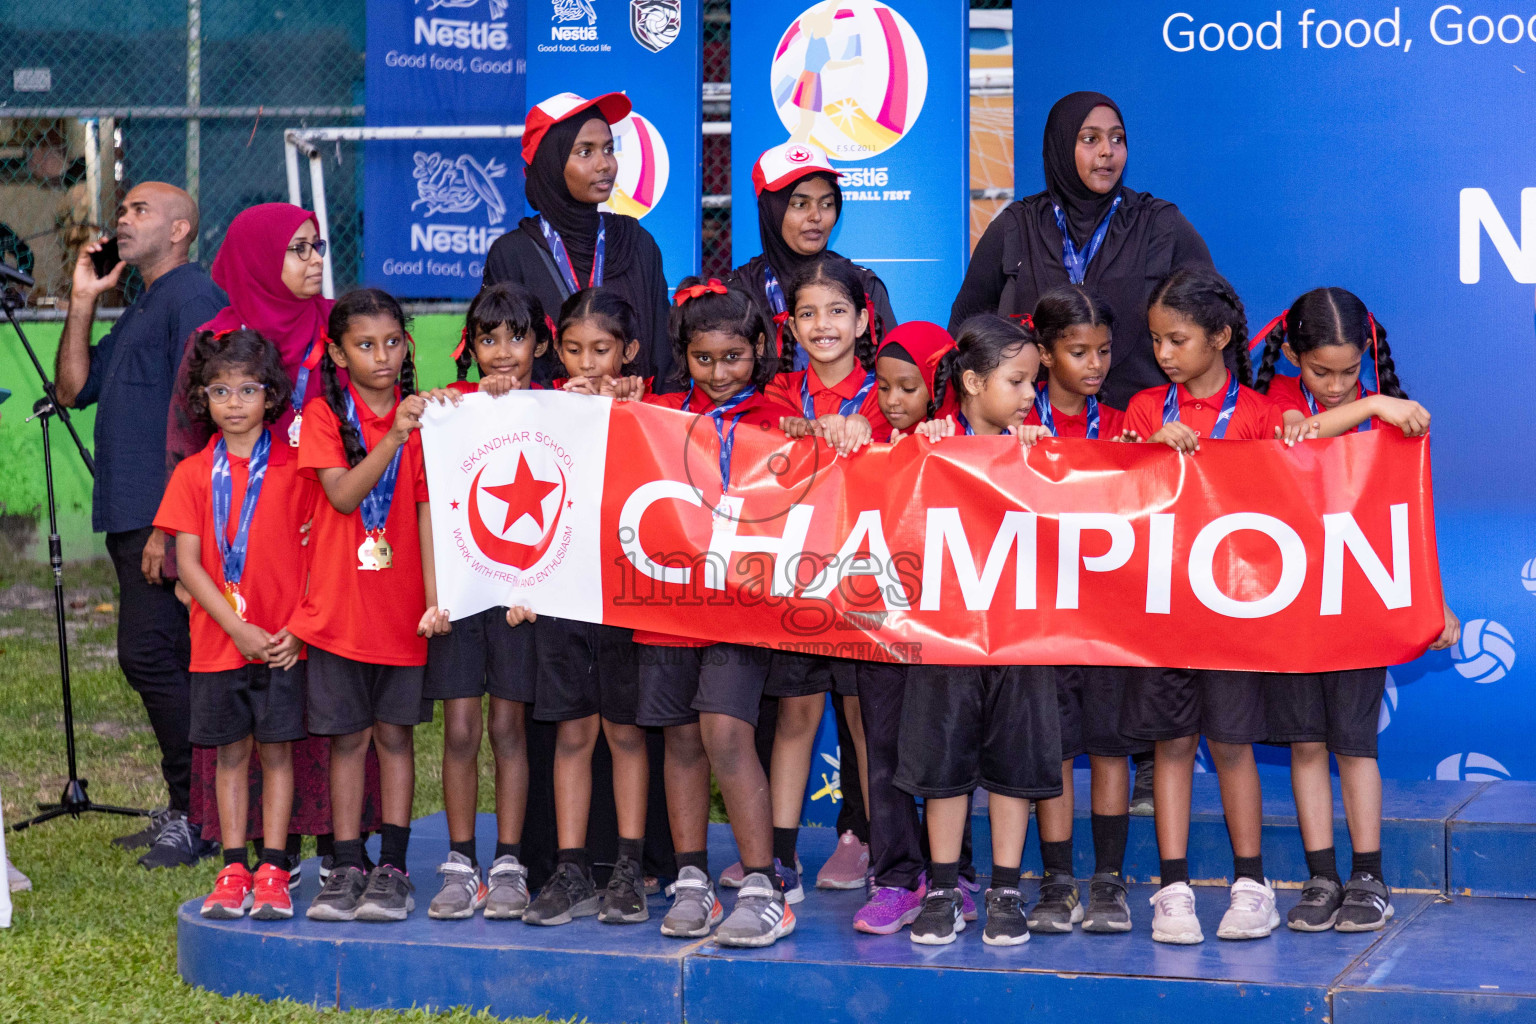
[1027,877,1084,933]
[1287,876,1344,932]
[484,855,530,920]
[354,864,416,923]
[715,872,794,948]
[113,808,172,850]
[427,852,485,920]
[661,866,723,938]
[1334,873,1393,932]
[1082,873,1133,933]
[307,864,368,921]
[599,855,650,924]
[137,814,219,870]
[525,861,600,926]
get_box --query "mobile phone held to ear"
[90,238,120,279]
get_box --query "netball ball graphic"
[602,111,670,220]
[769,0,928,161]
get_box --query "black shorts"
[306,646,426,735]
[1056,665,1152,760]
[636,643,772,728]
[764,651,857,699]
[425,606,537,704]
[894,665,1062,801]
[189,663,308,747]
[1264,668,1387,758]
[532,616,639,725]
[1119,668,1267,745]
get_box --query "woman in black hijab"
[948,91,1214,407]
[482,92,673,387]
[727,142,897,370]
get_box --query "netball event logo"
[769,0,927,160]
[450,428,579,585]
[601,111,670,219]
[631,0,681,52]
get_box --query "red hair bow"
[450,326,470,361]
[304,328,330,370]
[545,314,558,340]
[1248,309,1289,353]
[1010,312,1035,330]
[772,310,791,359]
[673,278,729,305]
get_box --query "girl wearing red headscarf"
[167,202,382,873]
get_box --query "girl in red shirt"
[156,328,311,922]
[291,288,443,924]
[550,287,647,399]
[875,320,957,437]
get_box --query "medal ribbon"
[1052,194,1122,285]
[1303,380,1372,432]
[342,389,403,533]
[211,428,271,589]
[763,264,810,371]
[685,385,758,492]
[540,213,606,294]
[1162,372,1241,440]
[956,409,977,436]
[1033,384,1100,439]
[800,369,876,421]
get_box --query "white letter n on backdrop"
[1460,188,1536,283]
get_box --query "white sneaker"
[1217,877,1280,940]
[1150,882,1204,944]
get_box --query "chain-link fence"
[2,0,1010,310]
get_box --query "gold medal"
[357,534,379,571]
[288,413,303,448]
[372,533,394,569]
[224,584,247,620]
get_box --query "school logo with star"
[454,429,578,577]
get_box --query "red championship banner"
[421,391,1444,671]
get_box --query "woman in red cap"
[482,92,673,389]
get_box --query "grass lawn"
[0,551,569,1023]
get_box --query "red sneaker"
[201,863,253,919]
[251,862,295,920]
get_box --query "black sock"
[930,860,960,890]
[1234,854,1264,883]
[1160,857,1189,886]
[494,841,522,862]
[285,833,302,857]
[1352,849,1383,879]
[334,838,365,870]
[450,838,477,867]
[991,863,1022,890]
[676,850,709,875]
[316,832,335,858]
[224,846,250,870]
[1306,846,1341,884]
[259,847,288,869]
[1091,813,1130,876]
[1040,839,1074,880]
[558,847,590,874]
[379,823,411,872]
[617,837,644,864]
[772,826,799,867]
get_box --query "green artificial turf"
[0,551,574,1024]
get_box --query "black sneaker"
[113,808,172,850]
[286,853,303,891]
[355,864,416,923]
[1335,873,1393,932]
[984,887,1031,946]
[910,887,963,945]
[1130,755,1155,816]
[1287,876,1343,932]
[318,848,374,883]
[1026,876,1084,933]
[137,814,219,870]
[599,855,650,924]
[525,861,601,926]
[307,864,368,921]
[1082,872,1133,933]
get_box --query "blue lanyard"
[800,369,876,421]
[956,409,977,436]
[685,385,758,491]
[1162,373,1240,439]
[1033,384,1099,439]
[293,338,317,416]
[1303,381,1372,432]
[762,265,809,371]
[540,214,605,294]
[342,390,403,532]
[211,429,271,588]
[1052,194,1122,285]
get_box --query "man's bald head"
[116,182,199,267]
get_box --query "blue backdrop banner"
[730,0,970,325]
[363,0,527,298]
[523,0,703,287]
[1013,2,1536,783]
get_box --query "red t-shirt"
[765,366,892,441]
[1021,390,1127,439]
[447,378,542,395]
[288,389,432,667]
[1264,374,1380,432]
[154,433,315,672]
[1123,373,1283,442]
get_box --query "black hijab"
[524,113,642,280]
[1042,91,1125,248]
[757,170,844,281]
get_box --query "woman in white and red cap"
[482,92,673,388]
[726,142,897,372]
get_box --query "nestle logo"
[410,224,503,254]
[551,25,599,39]
[413,17,510,50]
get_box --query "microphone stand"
[4,283,146,830]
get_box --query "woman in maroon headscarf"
[168,203,382,868]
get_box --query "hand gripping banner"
[422,391,1444,671]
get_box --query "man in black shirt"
[56,182,227,867]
